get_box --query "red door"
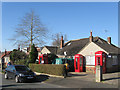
[74,54,83,72]
[39,55,43,64]
[95,51,106,74]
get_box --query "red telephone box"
[39,54,48,64]
[95,51,106,74]
[74,54,84,72]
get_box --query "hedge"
[29,64,66,76]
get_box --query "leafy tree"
[10,10,48,49]
[10,49,28,64]
[29,44,38,63]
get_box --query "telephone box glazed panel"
[74,54,84,72]
[39,54,48,64]
[95,51,106,74]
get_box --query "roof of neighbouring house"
[57,37,120,56]
[44,46,58,54]
[0,51,12,58]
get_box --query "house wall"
[78,42,108,73]
[0,58,1,64]
[57,55,65,58]
[78,42,108,56]
[106,54,119,72]
[4,56,10,66]
[38,47,51,60]
[41,47,51,54]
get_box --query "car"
[4,65,36,83]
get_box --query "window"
[67,43,71,46]
[80,58,82,66]
[112,56,118,65]
[15,66,30,71]
[7,65,12,71]
[76,58,78,69]
[85,56,95,65]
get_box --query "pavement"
[68,72,120,86]
[34,71,120,88]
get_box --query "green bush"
[29,44,38,63]
[14,59,29,67]
[29,64,66,76]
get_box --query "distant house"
[56,31,120,73]
[0,51,4,64]
[0,50,12,66]
[22,46,41,55]
[40,46,58,55]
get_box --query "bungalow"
[40,46,58,55]
[56,31,120,73]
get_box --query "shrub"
[29,64,66,76]
[29,44,38,63]
[14,59,29,67]
[10,49,28,63]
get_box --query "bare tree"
[10,10,48,49]
[52,32,68,46]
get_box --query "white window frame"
[85,56,95,65]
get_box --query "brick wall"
[86,66,95,73]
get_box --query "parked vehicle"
[4,65,36,83]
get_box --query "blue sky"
[1,2,118,51]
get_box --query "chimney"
[107,37,111,44]
[89,30,93,42]
[60,36,64,49]
[5,49,7,55]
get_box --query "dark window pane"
[15,66,29,71]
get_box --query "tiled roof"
[57,37,120,56]
[57,38,89,56]
[94,37,120,54]
[45,46,58,54]
[0,51,12,58]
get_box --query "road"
[1,73,67,89]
